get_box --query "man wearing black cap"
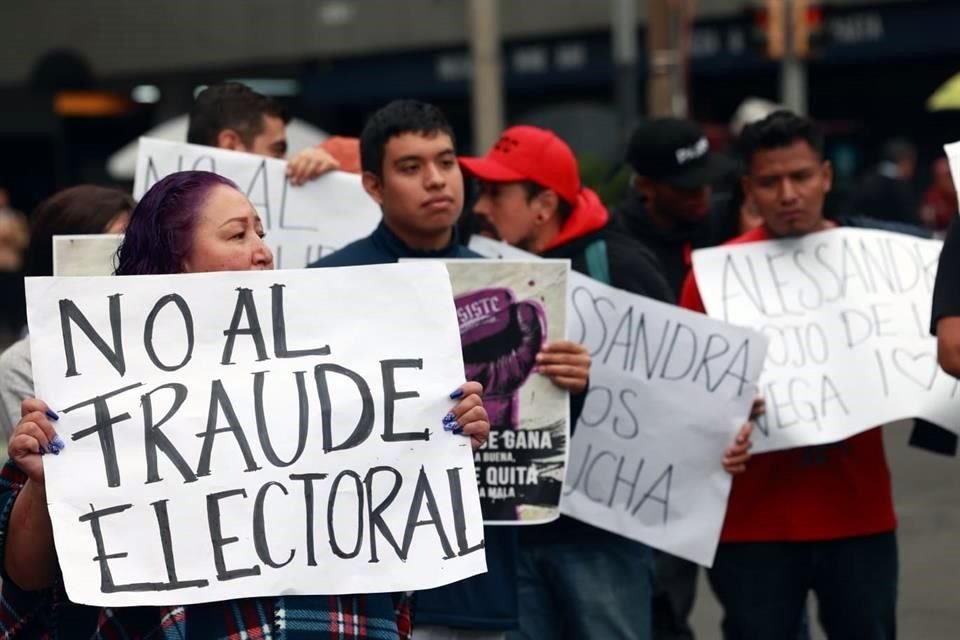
[613,118,741,296]
[612,118,747,640]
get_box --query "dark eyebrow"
[219,216,249,228]
[394,148,456,165]
[393,155,422,165]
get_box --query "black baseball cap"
[625,118,728,190]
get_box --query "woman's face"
[182,184,274,273]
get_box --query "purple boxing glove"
[456,287,547,430]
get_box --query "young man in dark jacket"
[310,101,591,640]
[459,125,751,640]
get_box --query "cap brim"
[459,156,528,182]
[659,153,734,190]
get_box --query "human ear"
[362,171,385,205]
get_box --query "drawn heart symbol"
[891,349,938,390]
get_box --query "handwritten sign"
[133,138,381,268]
[469,237,768,565]
[693,227,960,453]
[443,259,570,525]
[24,263,486,606]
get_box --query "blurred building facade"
[0,0,956,210]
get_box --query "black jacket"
[543,226,675,304]
[611,190,740,297]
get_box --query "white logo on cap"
[675,137,709,165]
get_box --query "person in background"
[0,210,28,273]
[187,81,339,185]
[0,185,134,443]
[321,136,362,174]
[921,157,957,237]
[847,137,918,226]
[608,117,748,640]
[0,188,30,351]
[932,214,960,377]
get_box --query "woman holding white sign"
[2,171,490,638]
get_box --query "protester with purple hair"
[0,170,490,639]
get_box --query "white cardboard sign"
[469,237,768,565]
[693,227,959,453]
[133,138,380,268]
[25,263,486,606]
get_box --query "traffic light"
[792,0,827,58]
[751,0,828,60]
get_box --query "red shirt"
[680,226,896,542]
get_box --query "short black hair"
[360,100,456,177]
[522,181,574,222]
[187,82,289,148]
[738,110,825,167]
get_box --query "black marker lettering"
[143,294,194,371]
[207,488,261,582]
[381,359,428,443]
[253,481,295,569]
[60,294,125,377]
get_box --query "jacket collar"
[371,220,468,259]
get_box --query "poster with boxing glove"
[426,259,570,524]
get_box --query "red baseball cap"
[459,125,581,205]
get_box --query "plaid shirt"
[0,461,412,640]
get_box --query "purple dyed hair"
[115,171,239,276]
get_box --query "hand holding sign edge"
[5,397,61,591]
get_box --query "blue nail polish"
[45,409,59,421]
[50,447,60,456]
[443,421,458,432]
[442,412,456,423]
[452,426,464,435]
[449,388,465,399]
[52,435,65,449]
[38,446,47,455]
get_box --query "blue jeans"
[708,532,898,640]
[508,531,655,640]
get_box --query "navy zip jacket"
[309,221,519,631]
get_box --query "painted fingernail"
[444,421,459,432]
[38,446,47,455]
[449,388,464,399]
[49,446,61,456]
[52,435,66,449]
[45,409,59,421]
[442,412,456,423]
[452,426,464,435]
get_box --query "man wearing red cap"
[460,126,752,640]
[460,126,674,299]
